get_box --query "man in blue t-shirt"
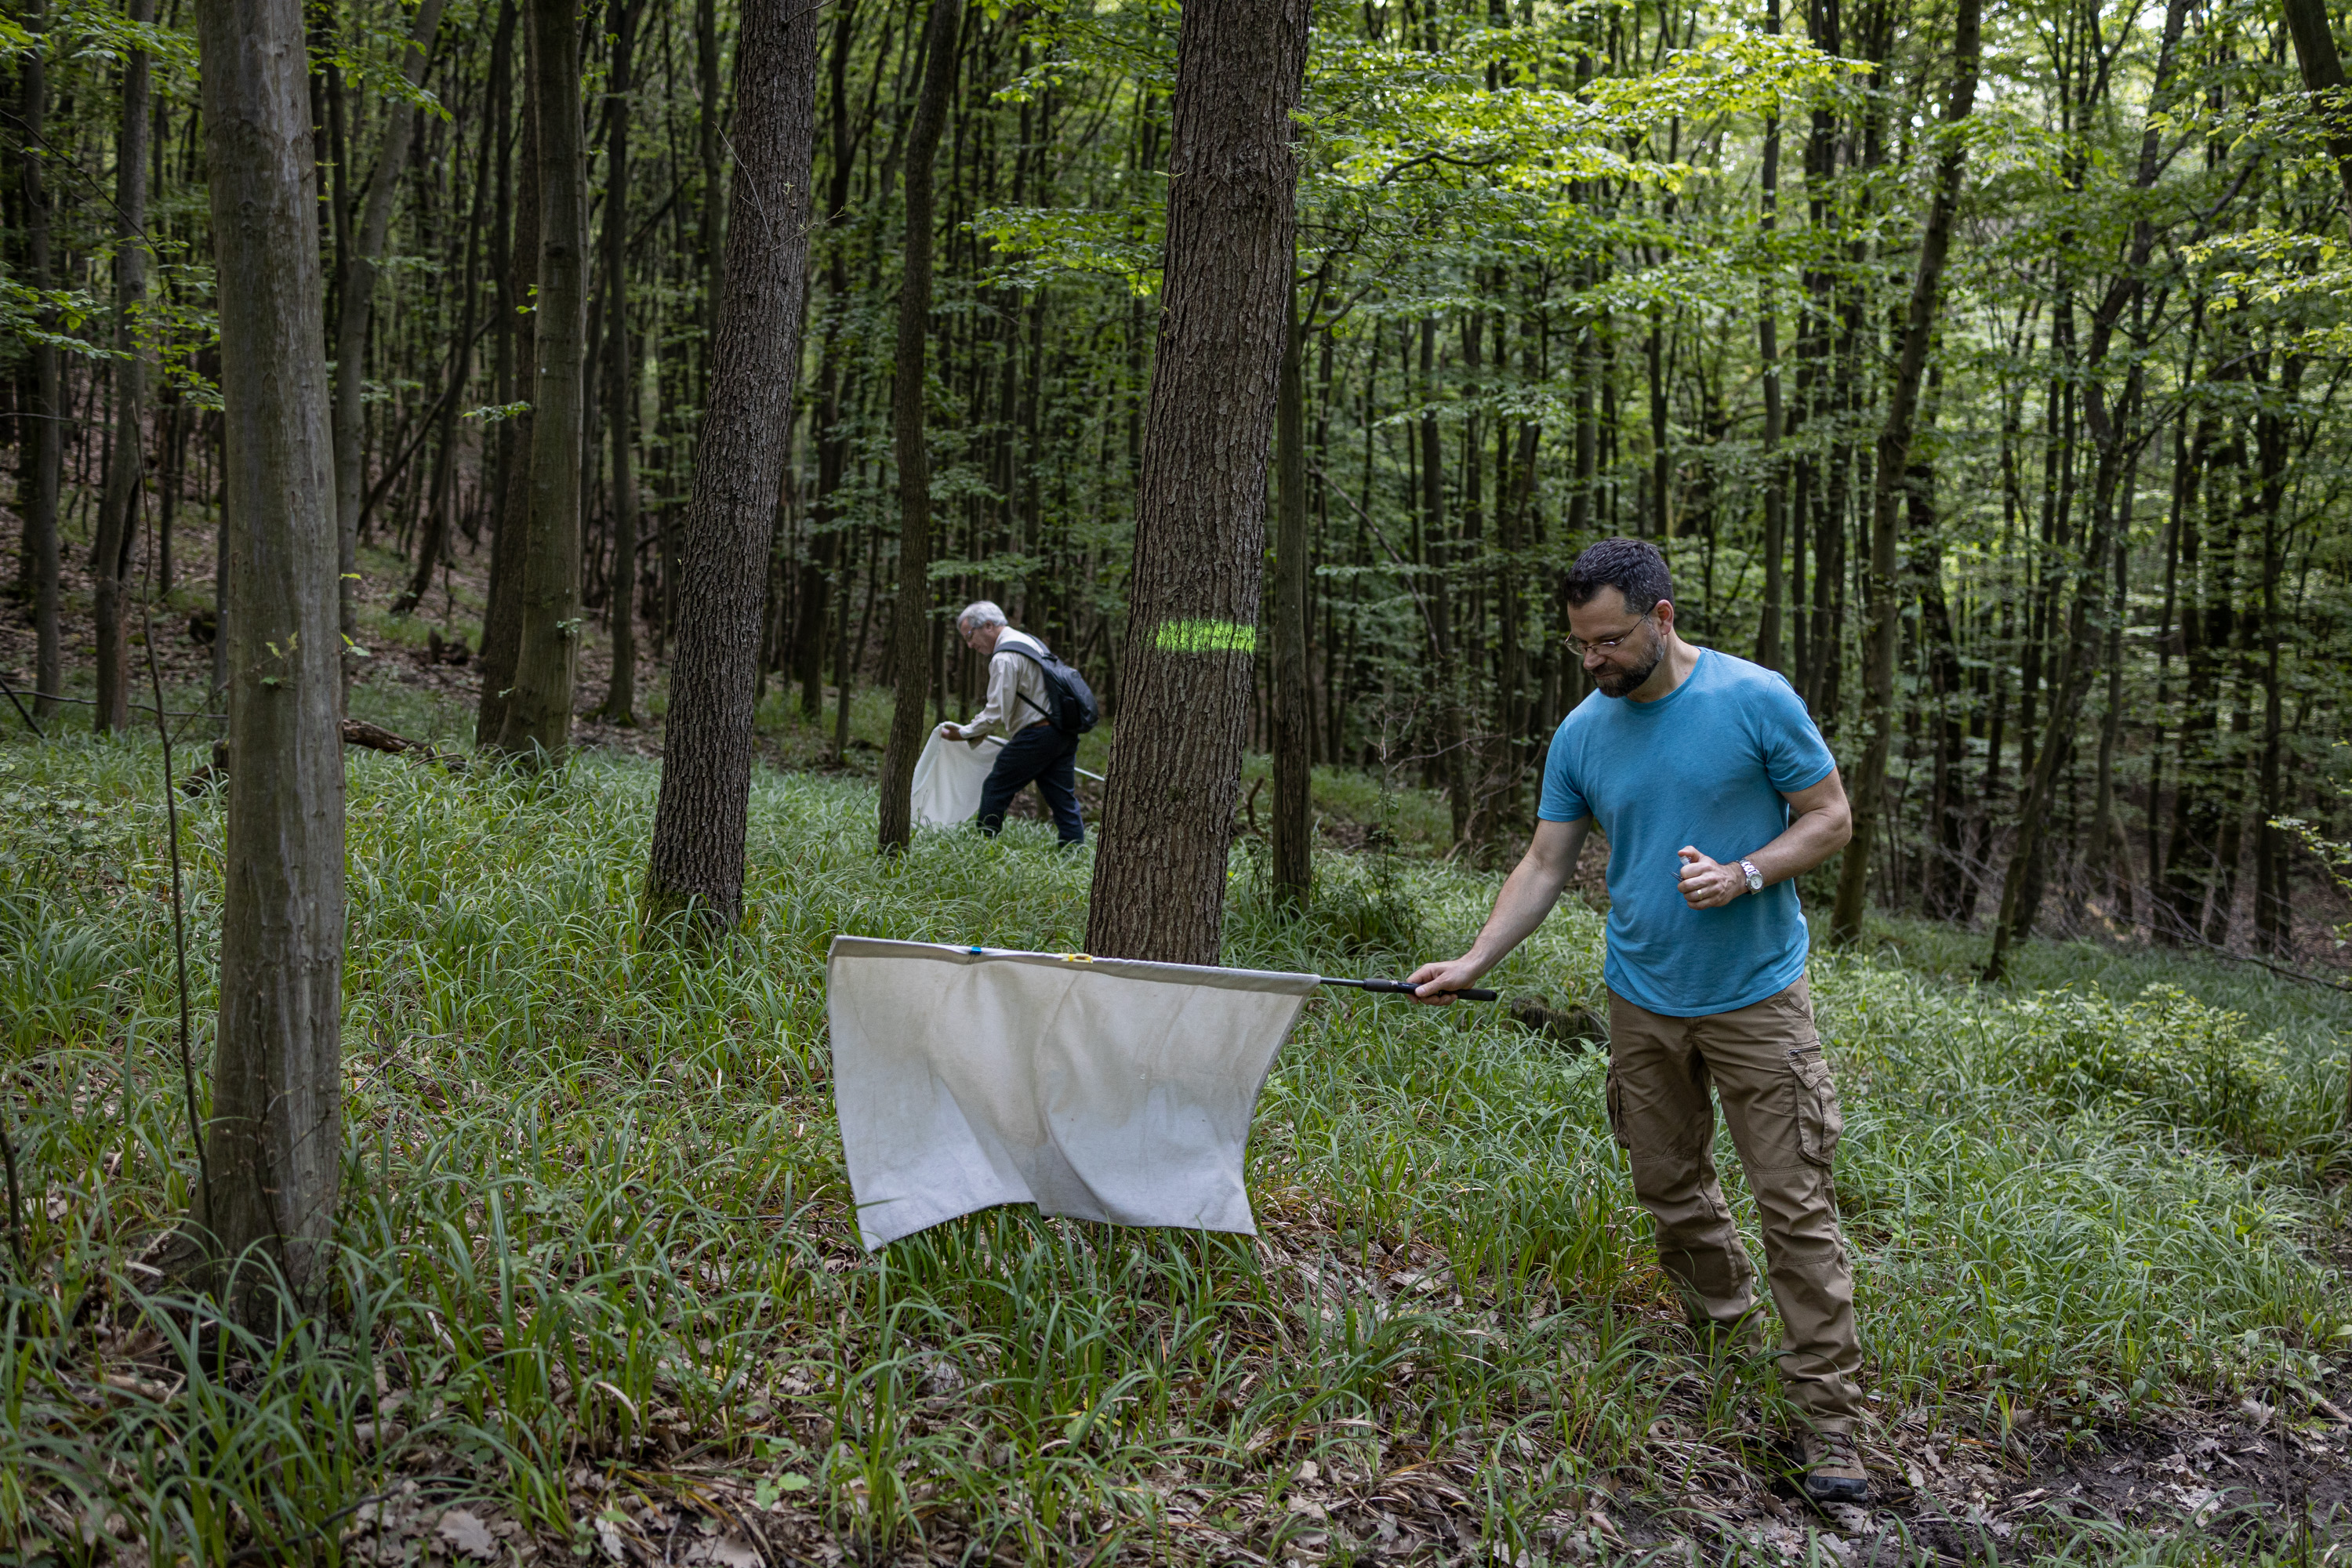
[1408,537,1868,1504]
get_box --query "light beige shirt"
[962,628,1052,739]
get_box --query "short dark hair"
[1565,537,1671,615]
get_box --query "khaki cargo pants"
[1605,975,1864,1429]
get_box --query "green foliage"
[2274,748,2352,951]
[2004,984,2293,1154]
[1302,868,1427,964]
[7,0,198,73]
[1312,24,1857,198]
[0,278,111,361]
[1,724,2347,1559]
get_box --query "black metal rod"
[1323,977,1498,1002]
[975,731,1106,782]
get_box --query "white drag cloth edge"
[827,936,1318,1249]
[909,729,996,829]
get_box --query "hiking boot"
[1799,1428,1870,1506]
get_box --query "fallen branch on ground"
[341,719,466,771]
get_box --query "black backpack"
[1004,635,1100,735]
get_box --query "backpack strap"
[1000,635,1059,727]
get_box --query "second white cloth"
[909,729,998,829]
[828,937,1317,1248]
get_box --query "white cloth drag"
[827,937,1317,1249]
[909,729,997,828]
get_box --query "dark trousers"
[977,722,1083,845]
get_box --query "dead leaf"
[437,1508,498,1560]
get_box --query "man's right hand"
[936,722,964,742]
[1406,956,1487,1004]
[1398,818,1589,1007]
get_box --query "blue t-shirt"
[1538,648,1836,1017]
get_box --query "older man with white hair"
[937,601,1085,846]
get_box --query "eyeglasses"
[1562,612,1655,659]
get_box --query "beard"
[1593,637,1664,698]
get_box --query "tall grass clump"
[2,720,2347,1562]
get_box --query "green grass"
[2,722,2349,1563]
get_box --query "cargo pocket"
[1604,1063,1631,1149]
[1788,1044,1842,1167]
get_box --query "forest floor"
[9,509,2352,1565]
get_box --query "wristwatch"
[1739,859,1764,895]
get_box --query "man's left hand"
[1676,847,1745,909]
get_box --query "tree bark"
[1754,0,1785,672]
[696,0,723,370]
[1270,274,1311,906]
[477,67,537,748]
[332,0,448,681]
[2251,356,2296,955]
[1914,481,1970,920]
[1084,0,1311,965]
[91,0,157,735]
[394,75,497,619]
[495,0,591,764]
[2283,0,2352,235]
[189,0,346,1305]
[800,9,857,724]
[2089,436,2140,921]
[17,1,61,721]
[644,0,821,927]
[158,387,185,591]
[792,4,856,722]
[875,0,964,854]
[1828,0,1978,944]
[597,0,641,723]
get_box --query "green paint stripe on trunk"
[1155,619,1256,655]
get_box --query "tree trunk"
[795,0,855,725]
[2253,360,2296,955]
[1084,0,1311,964]
[332,0,449,682]
[2158,401,2226,940]
[876,0,964,854]
[1915,503,1969,919]
[394,82,497,619]
[801,40,855,731]
[644,0,820,927]
[2089,445,2137,921]
[92,0,156,735]
[17,1,61,721]
[597,0,641,723]
[1755,0,1785,673]
[1271,274,1311,906]
[158,388,186,591]
[188,0,346,1305]
[476,85,538,747]
[495,0,591,764]
[696,0,723,372]
[1985,0,2188,978]
[1418,316,1471,843]
[2283,0,2352,235]
[1829,0,1978,944]
[1646,306,1668,537]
